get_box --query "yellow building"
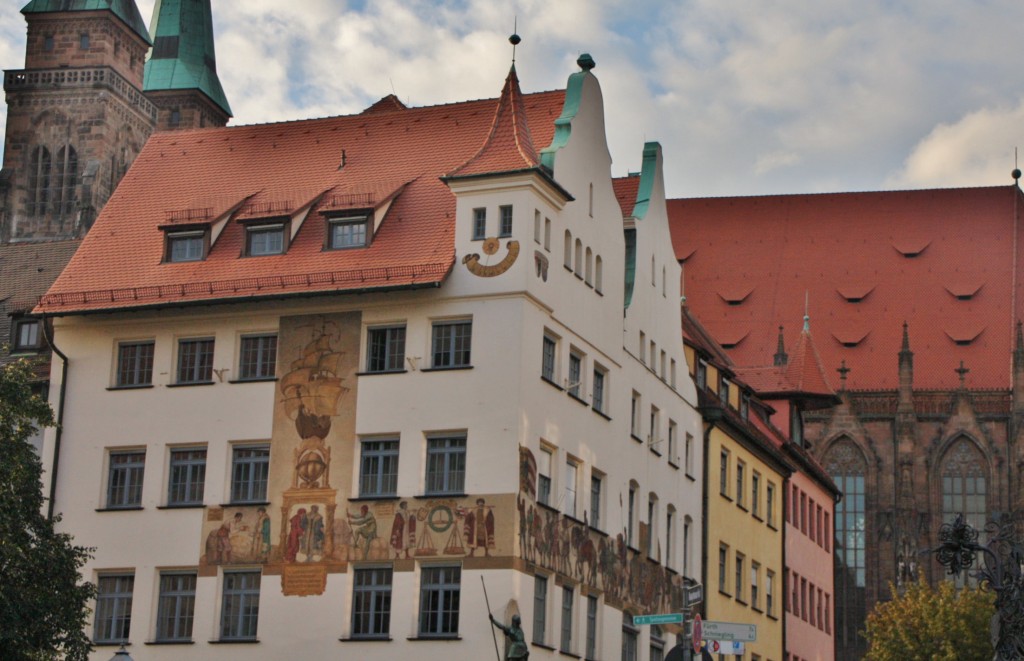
[683,307,792,661]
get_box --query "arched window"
[52,145,78,220]
[825,438,867,656]
[941,438,987,586]
[564,230,572,269]
[595,256,603,293]
[28,146,51,217]
[646,492,659,558]
[585,247,593,285]
[574,239,583,277]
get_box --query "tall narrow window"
[564,230,572,269]
[156,572,196,642]
[564,460,578,517]
[574,239,583,277]
[751,562,760,609]
[94,573,134,643]
[221,570,261,640]
[533,574,548,644]
[627,484,636,547]
[621,612,638,661]
[630,391,641,438]
[826,439,868,656]
[650,624,665,661]
[665,507,675,568]
[736,461,745,507]
[544,217,551,250]
[560,586,573,653]
[735,553,745,602]
[473,208,487,240]
[590,474,602,529]
[766,570,775,616]
[751,472,761,518]
[28,146,51,217]
[352,566,392,638]
[592,366,606,413]
[668,420,678,464]
[718,544,728,593]
[499,205,513,237]
[52,145,78,219]
[594,256,603,293]
[942,438,988,587]
[534,209,542,244]
[568,351,583,398]
[585,595,598,659]
[766,482,776,527]
[683,517,691,577]
[585,247,593,285]
[647,495,657,557]
[542,334,557,382]
[720,450,730,497]
[538,447,552,506]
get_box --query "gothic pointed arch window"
[940,437,987,586]
[52,145,78,220]
[28,146,51,217]
[825,437,867,657]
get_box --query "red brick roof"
[38,85,566,314]
[448,66,541,178]
[667,186,1024,391]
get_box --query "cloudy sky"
[2,0,1024,198]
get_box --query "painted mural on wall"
[517,446,687,620]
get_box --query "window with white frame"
[472,208,486,240]
[533,574,548,644]
[167,447,206,506]
[718,544,729,593]
[328,215,369,249]
[736,461,746,507]
[431,319,472,368]
[13,318,42,351]
[564,460,578,517]
[359,438,399,497]
[238,333,277,380]
[425,435,466,495]
[766,570,775,616]
[751,562,760,609]
[230,445,270,503]
[649,405,660,446]
[538,446,553,506]
[590,473,603,529]
[499,205,513,237]
[156,572,196,642]
[220,570,261,640]
[245,223,285,256]
[94,573,134,643]
[176,337,214,384]
[366,325,406,373]
[630,391,641,438]
[352,566,392,638]
[735,552,745,602]
[418,565,461,637]
[166,230,205,262]
[568,349,583,397]
[752,471,761,518]
[107,450,145,508]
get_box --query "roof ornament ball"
[510,19,521,64]
[577,53,596,71]
[1014,147,1021,184]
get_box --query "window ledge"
[106,384,154,391]
[767,523,778,532]
[536,501,560,515]
[209,639,260,644]
[630,434,644,444]
[166,381,215,388]
[340,636,392,642]
[157,504,206,510]
[568,391,588,406]
[752,513,763,522]
[752,606,763,614]
[93,642,133,647]
[589,525,608,538]
[407,635,462,641]
[229,377,278,384]
[356,370,409,377]
[685,473,696,483]
[560,650,582,659]
[349,495,400,502]
[415,493,467,500]
[420,366,473,373]
[668,460,680,470]
[591,408,611,421]
[648,446,662,457]
[767,613,778,621]
[737,503,748,512]
[95,506,144,512]
[718,589,731,598]
[564,513,586,527]
[219,501,270,508]
[532,641,557,651]
[541,376,564,391]
[145,640,195,645]
[735,598,747,606]
[720,493,733,502]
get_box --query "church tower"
[1,0,156,241]
[143,0,232,131]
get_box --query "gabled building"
[668,186,1024,660]
[36,53,704,660]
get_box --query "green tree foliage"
[0,358,94,661]
[864,578,995,661]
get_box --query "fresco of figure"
[348,504,377,559]
[390,501,416,559]
[306,505,325,559]
[286,508,308,562]
[252,507,271,561]
[465,498,495,557]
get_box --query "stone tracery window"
[28,146,51,217]
[52,145,78,219]
[941,437,987,587]
[825,438,867,657]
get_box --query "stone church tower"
[0,0,231,243]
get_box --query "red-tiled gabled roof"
[447,66,540,178]
[362,94,408,114]
[613,175,640,218]
[668,186,1024,391]
[37,86,566,314]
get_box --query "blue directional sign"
[633,613,685,626]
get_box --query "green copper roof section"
[143,0,232,116]
[539,54,595,171]
[630,142,659,220]
[21,0,151,44]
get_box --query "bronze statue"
[489,613,529,660]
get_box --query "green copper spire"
[143,0,232,116]
[21,0,151,44]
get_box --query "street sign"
[633,613,685,626]
[685,583,704,607]
[701,620,756,642]
[692,614,703,655]
[709,640,745,655]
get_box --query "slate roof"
[21,0,151,44]
[38,85,566,314]
[667,186,1024,391]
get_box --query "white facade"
[41,63,703,660]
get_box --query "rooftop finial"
[803,291,810,332]
[577,53,596,71]
[509,19,521,65]
[774,325,788,366]
[1014,147,1021,184]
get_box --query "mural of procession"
[517,446,687,616]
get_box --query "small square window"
[431,320,471,368]
[177,337,214,384]
[231,445,270,503]
[499,205,513,237]
[352,566,392,638]
[472,208,486,240]
[366,325,406,373]
[419,565,461,637]
[167,231,205,262]
[238,334,277,380]
[328,215,369,249]
[116,340,155,387]
[94,573,134,643]
[107,450,145,509]
[13,318,42,351]
[425,436,466,495]
[246,224,285,256]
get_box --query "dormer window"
[13,318,42,352]
[166,230,207,262]
[327,215,369,250]
[245,223,286,256]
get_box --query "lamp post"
[108,644,134,661]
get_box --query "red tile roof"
[37,85,566,314]
[613,174,640,218]
[668,186,1024,391]
[448,66,541,178]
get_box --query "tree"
[864,578,995,661]
[0,357,94,661]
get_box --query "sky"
[3,0,1024,198]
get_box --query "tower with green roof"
[144,0,232,130]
